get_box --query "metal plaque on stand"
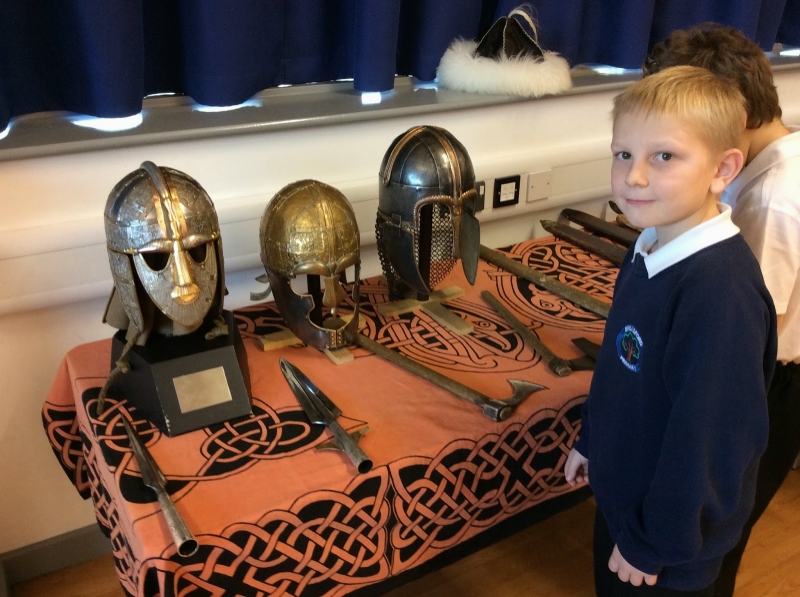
[109,310,252,436]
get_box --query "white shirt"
[632,203,739,278]
[722,127,800,364]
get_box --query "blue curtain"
[495,0,800,69]
[2,0,800,131]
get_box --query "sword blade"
[541,220,627,267]
[479,244,611,319]
[560,208,639,247]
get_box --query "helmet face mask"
[133,239,218,327]
[376,126,480,299]
[104,161,224,341]
[260,180,361,351]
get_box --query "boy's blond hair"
[613,65,746,153]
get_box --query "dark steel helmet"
[376,125,479,299]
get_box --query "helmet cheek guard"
[259,180,361,351]
[460,210,480,285]
[377,212,430,295]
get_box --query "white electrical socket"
[527,169,553,202]
[499,181,517,202]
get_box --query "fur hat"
[437,8,571,98]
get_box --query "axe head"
[483,379,547,421]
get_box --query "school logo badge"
[616,325,642,372]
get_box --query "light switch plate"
[493,175,521,208]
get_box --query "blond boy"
[565,66,777,595]
[644,26,800,597]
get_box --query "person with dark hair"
[644,24,800,597]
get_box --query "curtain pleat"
[397,0,484,82]
[650,0,763,46]
[578,0,657,69]
[2,0,800,131]
[0,1,143,122]
[755,0,790,50]
[176,0,281,106]
[777,0,800,45]
[354,0,402,91]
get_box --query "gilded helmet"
[260,180,360,351]
[103,161,224,342]
[376,125,480,299]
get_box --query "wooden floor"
[12,470,800,597]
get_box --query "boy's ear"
[710,148,744,195]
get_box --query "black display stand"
[109,310,252,437]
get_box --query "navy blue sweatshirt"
[573,235,777,591]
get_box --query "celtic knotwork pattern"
[235,275,541,375]
[86,438,114,538]
[139,470,393,597]
[197,402,327,478]
[84,392,163,469]
[373,314,537,375]
[41,402,91,497]
[135,397,585,595]
[234,301,287,340]
[236,244,611,374]
[390,395,584,572]
[234,281,360,341]
[78,388,329,504]
[357,279,538,374]
[490,240,615,332]
[86,446,138,596]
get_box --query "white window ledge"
[2,55,799,163]
[0,68,645,162]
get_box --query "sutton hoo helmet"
[260,180,361,351]
[376,125,480,299]
[103,161,225,342]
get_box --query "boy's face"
[611,111,729,245]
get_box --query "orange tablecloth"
[42,236,615,596]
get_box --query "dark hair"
[643,23,781,129]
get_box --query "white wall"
[2,71,800,553]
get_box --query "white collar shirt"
[632,203,739,279]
